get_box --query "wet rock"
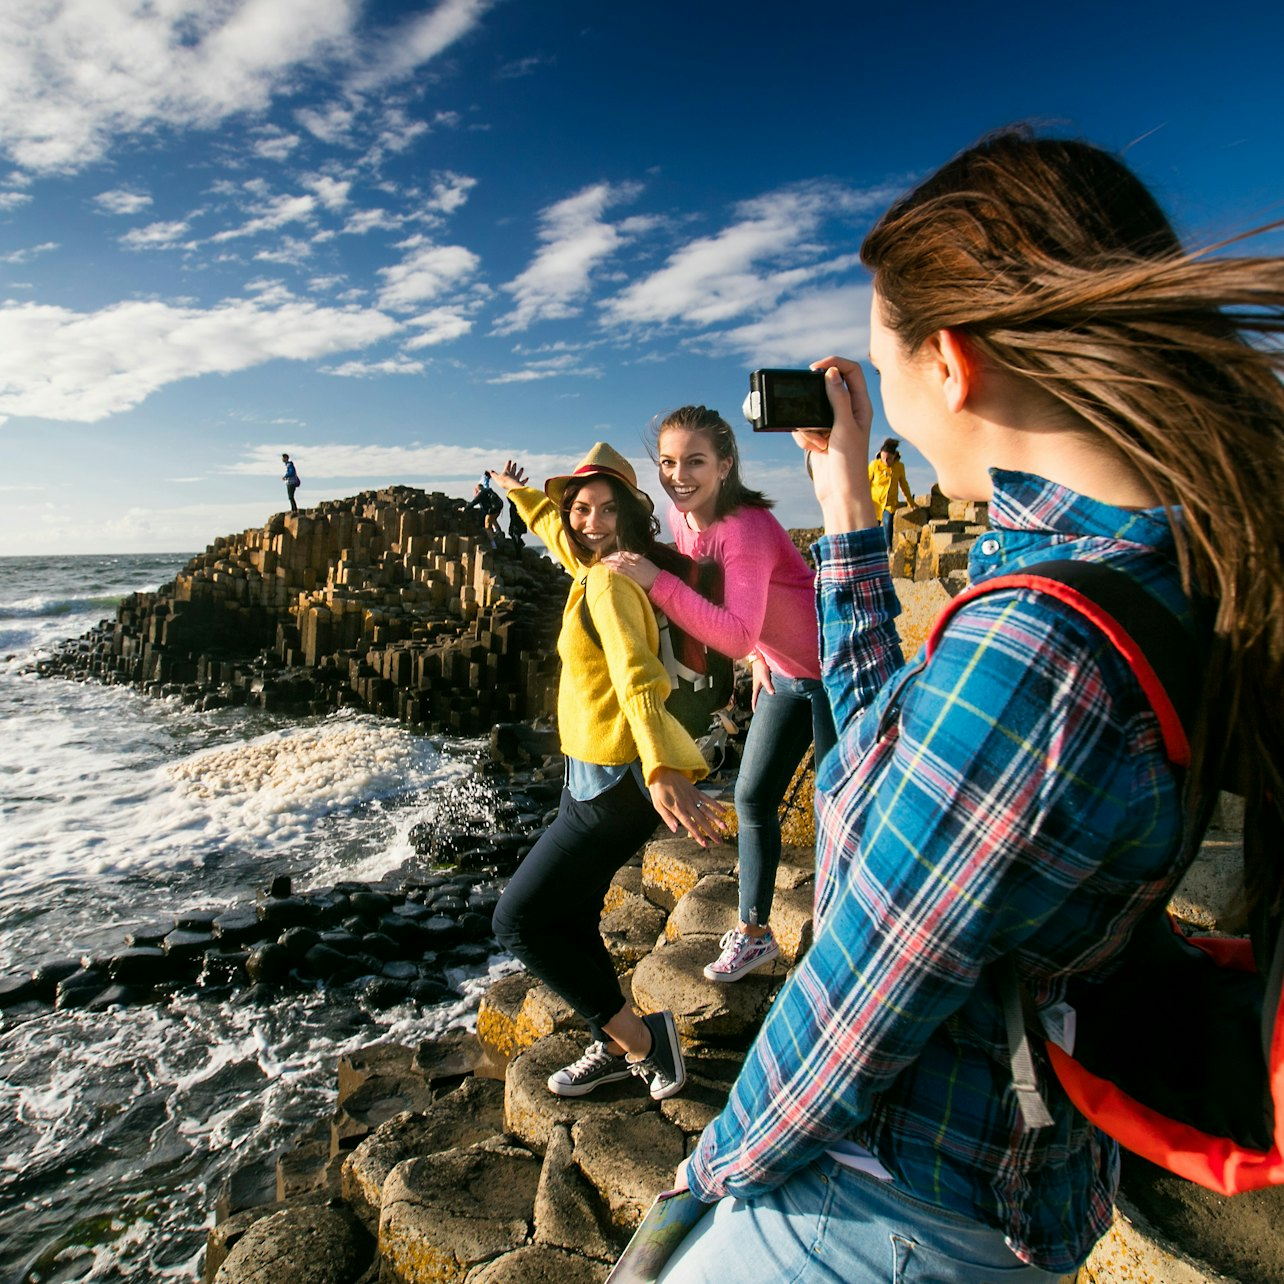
[0,973,38,1007]
[164,929,215,962]
[214,910,266,945]
[107,946,167,984]
[258,896,313,931]
[246,942,291,986]
[31,958,83,1002]
[279,926,321,958]
[54,967,109,1010]
[341,1076,505,1232]
[212,1200,372,1284]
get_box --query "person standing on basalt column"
[281,453,300,515]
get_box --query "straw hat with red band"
[543,442,654,513]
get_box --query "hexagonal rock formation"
[630,937,782,1045]
[503,1033,654,1155]
[341,1075,506,1232]
[211,1202,372,1284]
[377,1136,541,1284]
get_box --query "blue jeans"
[881,509,895,551]
[492,770,657,1042]
[734,673,836,926]
[656,1159,1066,1283]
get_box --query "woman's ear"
[934,328,974,414]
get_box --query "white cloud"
[426,171,476,215]
[601,182,889,330]
[486,353,602,384]
[0,190,32,211]
[254,236,315,266]
[376,237,480,311]
[342,207,403,235]
[252,129,301,161]
[704,283,874,365]
[0,0,360,174]
[211,192,317,241]
[403,307,474,348]
[0,241,58,264]
[303,175,351,211]
[120,221,190,250]
[0,1,490,177]
[0,296,400,423]
[347,0,494,92]
[94,188,153,215]
[321,355,425,377]
[495,182,642,334]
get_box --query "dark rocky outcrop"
[33,487,569,735]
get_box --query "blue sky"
[1,0,1280,554]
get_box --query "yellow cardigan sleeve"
[584,566,708,785]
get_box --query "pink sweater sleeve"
[649,512,768,658]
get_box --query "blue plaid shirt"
[686,470,1198,1273]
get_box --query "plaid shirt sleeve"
[686,528,1162,1205]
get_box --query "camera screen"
[769,372,829,425]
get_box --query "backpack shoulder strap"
[927,559,1195,767]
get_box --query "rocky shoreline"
[16,486,1284,1282]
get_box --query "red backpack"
[925,559,1284,1195]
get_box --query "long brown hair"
[651,405,774,519]
[862,126,1284,911]
[560,474,660,565]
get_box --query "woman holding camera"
[656,128,1284,1281]
[488,445,728,1102]
[605,406,835,984]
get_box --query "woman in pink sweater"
[606,405,835,982]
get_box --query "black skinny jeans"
[492,770,659,1043]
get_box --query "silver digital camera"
[743,368,834,432]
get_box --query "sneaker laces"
[566,1041,618,1078]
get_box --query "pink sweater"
[648,503,820,680]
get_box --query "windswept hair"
[560,474,660,565]
[651,405,774,518]
[862,125,1284,911]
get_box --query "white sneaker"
[703,927,780,982]
[546,1040,633,1097]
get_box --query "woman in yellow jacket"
[868,436,916,550]
[489,444,728,1101]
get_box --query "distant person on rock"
[506,496,527,554]
[281,453,300,516]
[654,129,1284,1283]
[604,405,834,985]
[466,474,504,548]
[868,436,915,550]
[488,445,729,1103]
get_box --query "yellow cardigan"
[509,487,707,785]
[868,456,914,520]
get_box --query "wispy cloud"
[346,0,494,93]
[94,188,153,215]
[0,296,399,423]
[120,221,190,250]
[376,236,480,311]
[403,307,476,348]
[703,283,874,365]
[601,181,889,330]
[0,0,491,176]
[211,193,318,242]
[0,241,59,265]
[486,353,602,384]
[321,355,424,377]
[494,182,643,334]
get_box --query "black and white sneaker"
[546,1040,634,1097]
[627,1010,687,1100]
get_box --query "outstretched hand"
[487,460,529,491]
[648,767,730,848]
[793,359,878,534]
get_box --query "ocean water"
[0,555,519,1282]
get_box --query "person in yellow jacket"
[868,436,916,550]
[488,443,729,1102]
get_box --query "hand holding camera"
[745,359,877,535]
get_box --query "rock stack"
[889,485,989,587]
[36,488,570,735]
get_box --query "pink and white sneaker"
[703,927,780,982]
